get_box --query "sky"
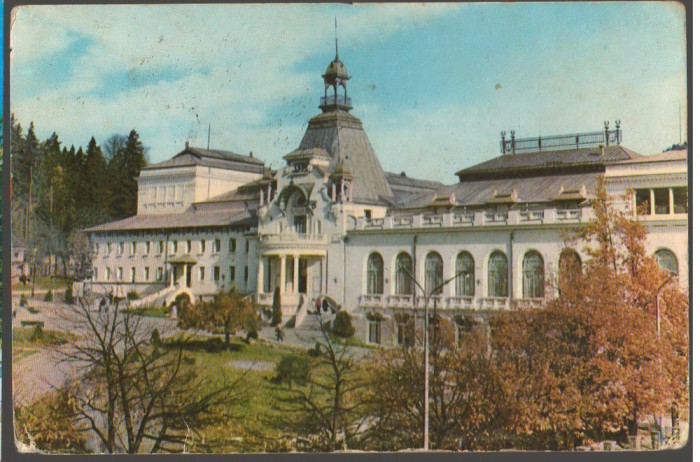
[9,2,687,183]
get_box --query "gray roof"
[615,149,687,164]
[456,145,640,180]
[397,172,601,210]
[143,146,264,173]
[297,110,394,205]
[385,171,444,205]
[85,206,256,233]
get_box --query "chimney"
[598,144,604,157]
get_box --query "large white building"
[86,51,688,345]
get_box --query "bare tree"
[51,295,248,453]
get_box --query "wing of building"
[85,50,688,345]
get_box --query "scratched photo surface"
[9,2,688,454]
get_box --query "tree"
[275,354,311,390]
[177,288,260,347]
[42,296,248,453]
[107,130,147,219]
[270,316,370,451]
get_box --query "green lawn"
[121,306,170,318]
[13,326,78,364]
[13,276,73,293]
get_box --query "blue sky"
[10,3,687,183]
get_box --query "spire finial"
[335,16,339,60]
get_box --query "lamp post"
[653,274,675,447]
[399,266,467,451]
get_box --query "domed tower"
[321,23,352,112]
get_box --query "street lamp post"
[399,266,467,451]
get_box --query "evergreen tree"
[108,129,147,218]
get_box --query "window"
[368,315,382,344]
[200,240,206,253]
[171,240,177,254]
[488,251,508,297]
[364,209,372,219]
[106,268,112,281]
[673,187,688,214]
[159,241,164,254]
[214,239,221,253]
[396,314,414,347]
[199,267,205,281]
[654,188,670,215]
[130,267,136,283]
[229,238,236,253]
[213,266,220,281]
[294,215,307,234]
[558,249,582,292]
[655,249,679,276]
[523,251,545,298]
[130,241,136,255]
[117,267,123,281]
[454,316,476,344]
[636,189,651,215]
[186,240,192,254]
[144,267,150,281]
[366,253,384,294]
[93,267,97,281]
[107,242,112,254]
[230,266,235,282]
[146,241,151,254]
[455,251,475,296]
[157,267,163,281]
[395,253,414,295]
[424,252,443,295]
[244,266,249,285]
[246,240,250,253]
[118,242,124,255]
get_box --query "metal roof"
[456,145,640,180]
[85,207,256,233]
[297,109,395,205]
[396,172,601,210]
[143,146,264,173]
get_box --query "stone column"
[169,266,174,287]
[257,257,265,293]
[280,255,287,294]
[669,187,675,215]
[331,183,336,202]
[293,255,300,294]
[650,189,656,216]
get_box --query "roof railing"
[500,121,621,155]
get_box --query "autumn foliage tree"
[177,288,261,347]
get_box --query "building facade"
[85,51,688,344]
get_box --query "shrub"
[246,330,259,342]
[151,328,161,347]
[64,284,75,305]
[44,289,53,302]
[127,290,140,301]
[275,354,310,389]
[271,287,282,326]
[307,341,322,357]
[30,324,45,341]
[332,311,355,338]
[19,295,28,307]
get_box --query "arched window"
[455,251,475,296]
[488,251,508,297]
[367,253,384,294]
[424,252,444,295]
[395,252,414,295]
[523,251,545,298]
[655,249,679,276]
[558,249,582,293]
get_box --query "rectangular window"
[673,187,688,214]
[200,240,206,253]
[364,209,372,219]
[229,238,236,253]
[130,267,135,283]
[654,188,670,215]
[293,216,306,234]
[146,241,151,254]
[107,242,112,254]
[144,267,150,281]
[171,240,177,254]
[106,267,111,281]
[230,266,236,282]
[369,320,381,344]
[186,240,192,254]
[214,238,221,253]
[245,240,250,253]
[118,242,124,255]
[244,266,249,285]
[130,241,136,255]
[159,241,164,254]
[157,267,163,281]
[213,266,220,281]
[636,189,651,215]
[117,267,123,281]
[199,267,205,281]
[397,321,413,347]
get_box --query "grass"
[13,276,73,293]
[13,326,78,364]
[121,306,170,318]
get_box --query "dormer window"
[293,161,309,172]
